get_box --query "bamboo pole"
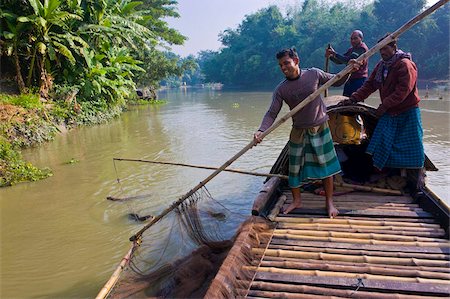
[95,243,136,299]
[115,158,402,195]
[258,260,450,280]
[266,232,450,247]
[252,248,450,268]
[272,229,448,243]
[267,195,287,221]
[262,255,450,272]
[113,157,287,179]
[246,266,450,284]
[274,225,445,238]
[324,43,331,97]
[278,222,444,232]
[274,217,442,228]
[129,0,449,248]
[276,223,445,236]
[250,281,439,299]
[267,244,449,260]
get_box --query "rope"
[350,278,365,296]
[243,220,278,298]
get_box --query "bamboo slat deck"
[211,188,450,298]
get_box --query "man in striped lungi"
[254,48,358,218]
[341,35,424,184]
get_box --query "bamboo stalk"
[288,202,423,211]
[324,43,331,97]
[274,217,442,228]
[116,158,402,195]
[278,222,443,231]
[259,260,450,280]
[262,255,450,273]
[274,226,445,238]
[267,195,287,221]
[252,248,450,268]
[272,229,448,243]
[267,244,449,260]
[96,243,136,299]
[249,289,348,299]
[267,233,450,247]
[113,157,287,179]
[247,266,450,284]
[250,281,439,299]
[277,223,445,235]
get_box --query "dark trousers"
[343,77,367,97]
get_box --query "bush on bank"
[0,90,129,187]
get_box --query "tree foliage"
[1,0,187,107]
[199,0,449,88]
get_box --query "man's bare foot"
[327,202,339,218]
[283,201,301,214]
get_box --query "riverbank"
[0,89,162,187]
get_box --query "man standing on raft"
[254,48,359,218]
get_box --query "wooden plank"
[259,256,450,274]
[248,290,348,298]
[257,260,450,280]
[275,216,440,227]
[282,208,433,218]
[276,223,446,237]
[250,281,443,299]
[272,229,448,243]
[252,248,450,267]
[267,233,450,247]
[275,224,446,238]
[266,244,450,261]
[254,272,450,295]
[267,239,450,255]
[286,191,415,203]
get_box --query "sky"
[166,0,299,57]
[166,0,441,57]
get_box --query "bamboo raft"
[203,101,450,298]
[204,183,450,298]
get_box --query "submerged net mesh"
[107,185,257,298]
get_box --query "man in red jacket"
[341,36,424,179]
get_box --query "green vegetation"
[0,136,52,187]
[198,0,449,88]
[0,0,195,186]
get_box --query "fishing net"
[106,182,260,298]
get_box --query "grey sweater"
[258,68,334,131]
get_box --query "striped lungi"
[367,107,424,170]
[288,122,341,188]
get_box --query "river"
[0,88,448,298]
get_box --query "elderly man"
[341,36,424,180]
[254,48,359,218]
[326,30,369,96]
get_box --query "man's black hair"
[276,47,299,59]
[378,33,397,48]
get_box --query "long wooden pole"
[113,157,287,179]
[324,43,331,97]
[129,0,449,242]
[115,157,402,195]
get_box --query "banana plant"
[17,0,86,90]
